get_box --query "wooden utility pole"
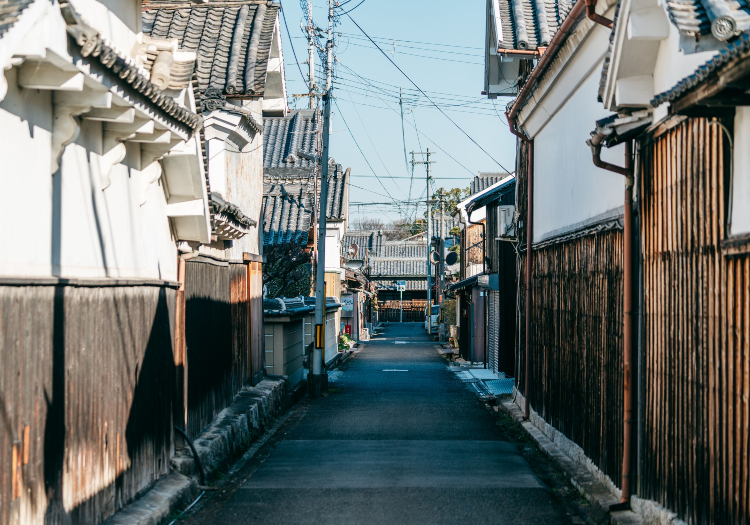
[411,149,436,333]
[311,0,334,398]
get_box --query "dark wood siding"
[518,230,625,484]
[639,116,749,524]
[185,257,234,438]
[0,283,176,525]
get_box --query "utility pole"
[411,149,435,334]
[306,0,315,109]
[311,0,334,399]
[325,0,333,92]
[439,193,446,342]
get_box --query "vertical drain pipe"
[588,135,634,506]
[524,140,533,420]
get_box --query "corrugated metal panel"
[639,117,750,524]
[488,290,499,373]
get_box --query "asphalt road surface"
[184,323,569,525]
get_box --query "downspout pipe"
[588,132,634,507]
[524,140,533,420]
[585,0,614,29]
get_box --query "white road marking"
[394,341,409,344]
[382,369,409,372]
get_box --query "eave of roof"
[651,31,750,108]
[61,2,201,134]
[142,0,280,98]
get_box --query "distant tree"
[263,243,313,298]
[353,217,386,231]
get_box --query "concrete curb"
[498,398,644,525]
[103,378,289,525]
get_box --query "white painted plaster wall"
[533,66,625,242]
[69,0,141,58]
[732,107,750,236]
[651,23,718,122]
[0,67,178,281]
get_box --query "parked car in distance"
[425,304,440,333]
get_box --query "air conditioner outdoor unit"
[496,205,516,240]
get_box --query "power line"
[346,14,512,174]
[338,40,484,65]
[338,83,408,198]
[334,98,409,218]
[280,3,308,91]
[336,31,483,51]
[335,59,477,177]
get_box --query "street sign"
[396,280,406,291]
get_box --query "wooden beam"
[18,61,84,91]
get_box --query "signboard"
[341,293,354,316]
[344,324,352,337]
[396,280,406,292]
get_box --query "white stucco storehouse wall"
[0,68,179,281]
[515,10,625,243]
[532,66,625,242]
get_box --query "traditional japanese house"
[0,0,206,522]
[497,0,750,522]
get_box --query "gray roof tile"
[0,0,34,39]
[261,170,314,246]
[665,0,750,41]
[263,109,320,168]
[652,31,750,107]
[470,172,512,195]
[496,0,573,51]
[142,1,279,97]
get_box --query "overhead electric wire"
[335,0,367,16]
[336,59,476,177]
[333,98,409,218]
[336,31,482,50]
[338,83,408,198]
[346,14,512,173]
[339,41,483,65]
[280,3,308,90]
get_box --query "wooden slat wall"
[230,263,250,396]
[379,299,427,322]
[518,230,625,483]
[185,259,233,438]
[640,117,749,524]
[248,262,264,386]
[0,284,176,525]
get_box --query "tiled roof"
[652,31,750,107]
[142,1,279,97]
[321,162,349,221]
[263,109,320,168]
[369,258,427,277]
[262,109,349,243]
[470,172,511,195]
[496,0,573,51]
[341,231,385,256]
[597,0,621,103]
[262,165,349,245]
[61,3,201,134]
[0,0,33,39]
[377,242,427,259]
[376,278,427,291]
[665,0,750,41]
[261,170,314,246]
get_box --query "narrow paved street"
[184,323,569,524]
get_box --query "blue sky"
[278,0,517,225]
